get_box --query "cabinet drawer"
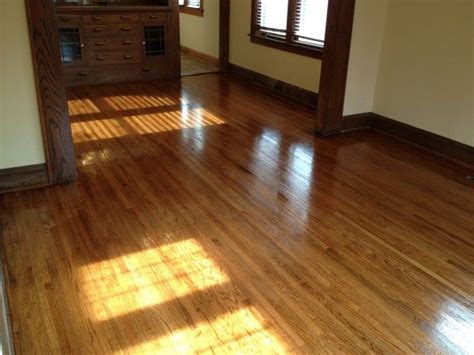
[87,50,142,65]
[84,25,142,38]
[83,14,140,24]
[57,14,81,25]
[140,13,169,22]
[86,37,143,51]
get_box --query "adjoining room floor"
[1,74,473,353]
[181,52,219,76]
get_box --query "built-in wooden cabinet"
[55,2,180,87]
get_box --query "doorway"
[179,0,228,76]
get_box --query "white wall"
[345,0,473,146]
[373,0,473,146]
[343,0,388,115]
[229,0,322,92]
[0,0,45,169]
[179,0,220,58]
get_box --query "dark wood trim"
[341,112,474,166]
[181,45,219,66]
[55,5,173,12]
[249,34,323,59]
[0,164,49,194]
[229,63,318,108]
[25,0,77,185]
[219,0,230,72]
[315,0,355,135]
[341,112,372,132]
[179,6,204,17]
[371,114,474,167]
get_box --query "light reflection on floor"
[79,239,287,353]
[434,301,474,354]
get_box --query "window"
[250,0,328,58]
[179,0,204,17]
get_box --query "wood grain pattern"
[25,0,77,184]
[1,74,473,354]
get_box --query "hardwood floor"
[1,74,473,354]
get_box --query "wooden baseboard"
[181,46,219,66]
[228,63,318,108]
[342,112,372,132]
[371,114,474,166]
[342,113,474,166]
[0,164,49,194]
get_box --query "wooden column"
[315,0,356,135]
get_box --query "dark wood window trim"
[179,0,204,17]
[250,0,325,59]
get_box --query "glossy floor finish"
[1,74,473,354]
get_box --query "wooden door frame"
[25,0,77,185]
[25,0,230,186]
[315,0,356,135]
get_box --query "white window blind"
[187,0,201,8]
[294,0,328,46]
[256,0,289,36]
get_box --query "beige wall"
[229,0,322,92]
[179,0,220,58]
[0,0,45,169]
[373,0,473,146]
[343,0,388,115]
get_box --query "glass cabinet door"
[58,27,84,65]
[144,25,167,56]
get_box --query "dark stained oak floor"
[1,74,473,354]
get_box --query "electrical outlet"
[356,95,368,106]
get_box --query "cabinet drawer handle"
[93,27,104,32]
[122,27,132,32]
[149,15,160,19]
[79,71,89,76]
[124,54,134,59]
[122,40,132,45]
[95,41,105,46]
[96,55,106,61]
[59,16,73,22]
[142,67,152,72]
[121,15,131,20]
[92,16,102,21]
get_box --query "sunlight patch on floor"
[68,98,102,115]
[79,238,288,353]
[79,239,229,321]
[103,94,177,110]
[120,307,287,354]
[71,107,225,142]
